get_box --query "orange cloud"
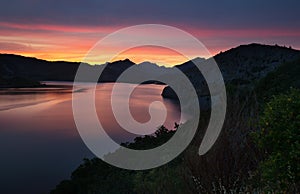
[1,21,300,66]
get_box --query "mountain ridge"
[1,43,300,88]
[161,43,300,105]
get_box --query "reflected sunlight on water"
[0,82,188,194]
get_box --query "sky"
[0,0,300,66]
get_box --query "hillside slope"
[162,44,300,101]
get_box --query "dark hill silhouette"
[162,43,300,100]
[175,57,206,71]
[175,43,300,83]
[0,54,137,86]
[0,54,81,81]
[99,59,135,82]
[1,43,300,89]
[215,43,300,82]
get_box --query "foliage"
[132,164,188,194]
[51,158,134,194]
[256,58,300,101]
[51,125,187,194]
[184,89,261,193]
[121,125,175,150]
[252,88,300,192]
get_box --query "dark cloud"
[0,0,299,30]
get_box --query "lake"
[0,82,187,194]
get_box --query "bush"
[252,88,300,192]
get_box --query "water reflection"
[0,82,187,194]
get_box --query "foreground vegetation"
[252,89,300,192]
[51,126,187,194]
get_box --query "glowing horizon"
[1,23,300,66]
[0,22,218,66]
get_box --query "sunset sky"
[0,0,300,66]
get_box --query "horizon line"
[1,42,299,67]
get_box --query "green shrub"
[253,88,300,192]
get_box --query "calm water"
[0,82,187,194]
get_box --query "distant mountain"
[0,53,175,87]
[1,43,300,91]
[174,43,300,85]
[0,54,138,85]
[161,43,300,108]
[137,61,170,75]
[215,43,300,83]
[175,57,206,71]
[0,54,81,81]
[98,59,135,82]
[114,61,173,84]
[0,54,174,86]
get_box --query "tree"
[253,88,300,192]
